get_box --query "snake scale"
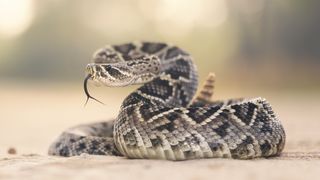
[48,42,286,160]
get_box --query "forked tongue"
[84,74,105,106]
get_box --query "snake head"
[86,63,133,87]
[85,55,161,87]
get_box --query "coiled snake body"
[49,42,285,160]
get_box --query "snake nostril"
[86,64,93,75]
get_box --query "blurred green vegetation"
[0,0,319,91]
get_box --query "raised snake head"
[85,55,161,87]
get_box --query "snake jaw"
[84,74,104,106]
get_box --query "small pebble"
[8,147,17,155]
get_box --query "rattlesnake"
[48,42,285,160]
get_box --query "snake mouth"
[84,74,104,106]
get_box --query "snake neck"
[121,51,198,109]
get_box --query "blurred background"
[0,0,319,155]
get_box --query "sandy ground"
[0,82,320,180]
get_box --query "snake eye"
[105,65,112,71]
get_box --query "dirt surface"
[1,83,319,180]
[0,152,320,180]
